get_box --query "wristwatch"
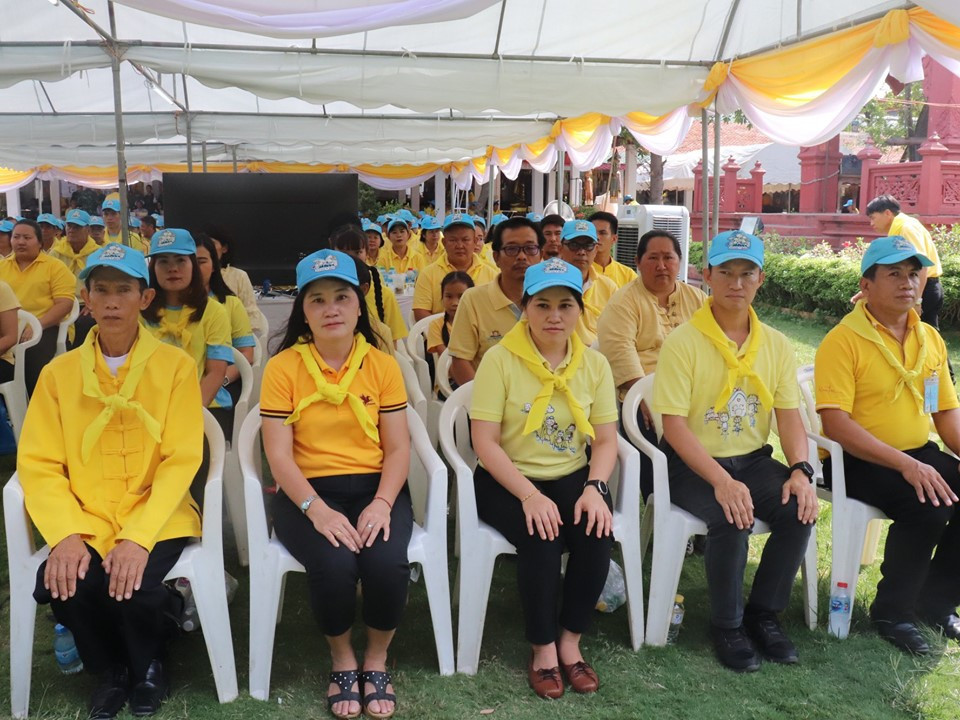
[300,494,319,514]
[583,479,609,496]
[788,461,815,483]
[222,376,231,387]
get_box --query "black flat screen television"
[162,173,358,285]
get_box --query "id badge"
[924,373,939,414]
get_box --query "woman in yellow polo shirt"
[141,229,231,409]
[260,249,411,720]
[471,258,619,700]
[0,219,76,394]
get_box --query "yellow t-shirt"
[427,315,451,353]
[597,279,707,390]
[49,238,100,295]
[815,302,957,451]
[479,243,496,267]
[420,243,446,266]
[260,339,407,478]
[105,230,148,255]
[18,328,203,556]
[220,294,256,349]
[413,257,498,315]
[593,259,638,289]
[372,317,395,355]
[471,335,619,479]
[366,268,408,341]
[889,214,942,278]
[0,280,19,364]
[378,243,427,274]
[447,278,522,365]
[578,270,619,346]
[0,251,76,318]
[652,317,800,457]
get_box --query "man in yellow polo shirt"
[652,230,817,672]
[590,211,637,288]
[19,242,203,718]
[557,220,618,346]
[448,216,543,386]
[866,194,943,327]
[816,235,960,656]
[412,213,498,321]
[101,195,147,254]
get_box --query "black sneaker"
[743,610,799,664]
[873,619,930,656]
[710,624,761,672]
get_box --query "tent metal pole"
[107,1,130,248]
[701,109,709,251]
[231,146,238,173]
[712,105,721,239]
[556,150,565,206]
[182,75,193,172]
[486,160,495,226]
[201,141,208,172]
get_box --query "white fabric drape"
[0,46,109,90]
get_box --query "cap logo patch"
[313,255,338,273]
[452,213,463,221]
[892,237,913,251]
[101,245,126,260]
[726,231,752,250]
[155,230,176,247]
[543,258,568,274]
[575,220,590,232]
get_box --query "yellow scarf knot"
[286,337,380,443]
[156,309,193,350]
[79,328,162,462]
[689,298,774,414]
[52,238,98,275]
[498,319,595,439]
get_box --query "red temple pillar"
[798,135,843,213]
[857,140,883,212]
[923,56,960,161]
[749,161,765,212]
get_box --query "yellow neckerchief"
[498,319,594,438]
[689,297,774,414]
[51,237,98,274]
[155,306,194,349]
[841,300,927,413]
[286,335,380,442]
[79,327,162,462]
[582,269,603,318]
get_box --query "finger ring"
[366,523,374,528]
[334,531,341,536]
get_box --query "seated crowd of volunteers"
[10,200,960,720]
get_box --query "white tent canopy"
[637,142,802,192]
[0,0,958,190]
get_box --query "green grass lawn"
[2,308,960,719]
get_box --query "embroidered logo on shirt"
[521,403,577,454]
[155,229,176,248]
[726,231,752,250]
[101,245,126,260]
[543,258,568,274]
[313,255,338,273]
[359,394,373,406]
[703,387,760,438]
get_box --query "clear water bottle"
[174,578,200,632]
[667,594,685,644]
[829,581,852,638]
[53,624,83,674]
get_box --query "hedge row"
[686,242,960,328]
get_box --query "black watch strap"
[788,461,815,482]
[583,479,609,495]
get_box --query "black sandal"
[361,670,396,719]
[327,669,362,719]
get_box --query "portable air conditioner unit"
[615,205,691,283]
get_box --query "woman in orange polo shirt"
[260,249,411,720]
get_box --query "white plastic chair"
[251,333,265,404]
[239,403,454,700]
[435,349,454,399]
[395,352,429,430]
[223,347,255,567]
[4,408,239,718]
[622,375,818,646]
[440,382,645,674]
[54,298,80,357]
[796,365,888,639]
[406,312,443,444]
[0,311,42,442]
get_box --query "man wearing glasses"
[449,217,544,386]
[558,220,619,345]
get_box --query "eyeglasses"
[562,240,598,252]
[500,244,542,257]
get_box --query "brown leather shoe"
[561,661,599,694]
[527,655,564,699]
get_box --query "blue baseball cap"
[78,243,150,283]
[0,220,13,233]
[37,213,60,227]
[376,214,388,224]
[561,219,598,243]
[149,228,196,256]
[524,257,584,297]
[525,212,543,223]
[397,209,416,223]
[491,213,510,226]
[443,213,475,231]
[386,217,410,233]
[361,218,381,234]
[151,213,164,227]
[843,199,854,207]
[474,216,487,228]
[860,235,933,276]
[101,197,121,212]
[708,230,764,268]
[419,216,442,231]
[88,215,105,228]
[129,217,141,228]
[296,249,358,292]
[65,209,90,227]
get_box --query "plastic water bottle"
[261,278,272,296]
[53,624,83,674]
[666,595,685,644]
[829,581,852,638]
[174,578,200,632]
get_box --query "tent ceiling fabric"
[0,1,958,191]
